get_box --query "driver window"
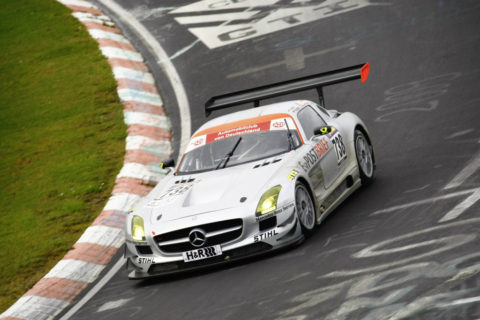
[297,106,327,140]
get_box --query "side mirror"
[160,158,175,169]
[313,126,333,136]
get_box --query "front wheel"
[354,130,374,185]
[295,183,316,235]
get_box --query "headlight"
[256,185,282,217]
[131,215,145,241]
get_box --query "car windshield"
[177,118,301,174]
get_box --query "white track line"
[98,0,192,158]
[58,257,125,320]
[439,187,480,222]
[444,152,480,189]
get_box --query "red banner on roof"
[206,121,271,144]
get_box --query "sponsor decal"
[298,137,329,172]
[187,117,297,152]
[313,137,329,157]
[152,181,198,205]
[256,211,276,221]
[136,257,154,265]
[254,229,279,243]
[327,127,338,138]
[186,135,207,152]
[271,120,285,128]
[288,169,299,181]
[183,245,222,262]
[169,0,377,49]
[256,202,294,221]
[208,121,271,143]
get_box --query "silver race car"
[125,63,375,279]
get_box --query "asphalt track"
[59,1,480,319]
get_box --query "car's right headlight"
[256,185,282,217]
[131,215,145,241]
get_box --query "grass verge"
[0,0,126,312]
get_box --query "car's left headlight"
[256,185,282,217]
[131,215,145,241]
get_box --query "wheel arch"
[295,176,319,220]
[354,124,376,167]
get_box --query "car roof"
[196,100,311,134]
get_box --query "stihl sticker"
[169,0,377,49]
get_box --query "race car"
[125,63,375,279]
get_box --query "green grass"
[0,0,127,311]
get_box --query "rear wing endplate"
[205,62,369,116]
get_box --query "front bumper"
[125,205,302,279]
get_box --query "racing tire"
[295,182,316,236]
[354,130,374,185]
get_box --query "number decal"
[331,133,347,163]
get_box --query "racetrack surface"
[60,1,480,319]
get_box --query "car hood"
[146,158,285,224]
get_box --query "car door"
[296,105,344,194]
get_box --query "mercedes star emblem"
[188,228,207,247]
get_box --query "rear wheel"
[295,183,316,235]
[355,130,374,184]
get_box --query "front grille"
[155,219,243,253]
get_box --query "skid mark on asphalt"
[375,72,461,122]
[445,128,475,140]
[403,184,430,193]
[370,187,478,216]
[97,298,133,312]
[273,152,480,319]
[277,219,480,319]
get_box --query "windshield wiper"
[284,119,295,151]
[215,136,242,170]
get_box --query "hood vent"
[175,178,196,184]
[253,158,282,169]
